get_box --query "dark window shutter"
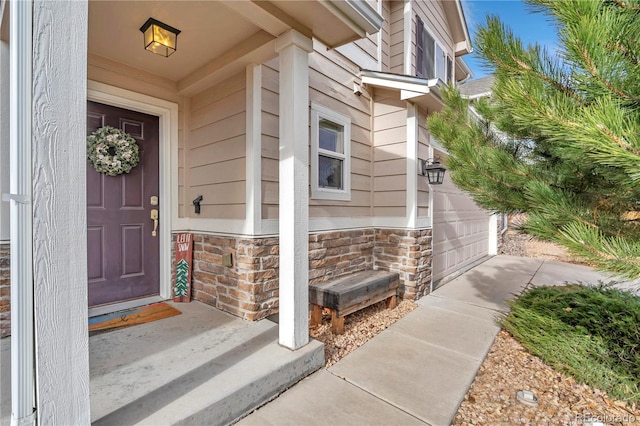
[447,55,453,84]
[416,16,424,77]
[424,31,435,79]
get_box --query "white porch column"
[32,1,90,423]
[275,30,313,350]
[488,214,498,255]
[406,102,418,228]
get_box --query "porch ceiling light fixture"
[140,18,181,57]
[421,158,446,185]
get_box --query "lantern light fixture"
[421,158,446,185]
[140,18,181,57]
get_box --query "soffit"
[441,0,472,55]
[88,1,262,82]
[1,1,8,42]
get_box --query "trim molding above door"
[87,80,178,316]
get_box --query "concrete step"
[90,302,324,426]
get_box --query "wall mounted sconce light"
[421,158,446,185]
[140,18,181,57]
[192,195,203,214]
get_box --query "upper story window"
[311,102,351,201]
[416,16,453,84]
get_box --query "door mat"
[89,302,181,332]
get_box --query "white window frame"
[310,102,351,201]
[416,16,452,84]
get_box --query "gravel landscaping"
[311,230,639,424]
[309,299,417,367]
[452,231,639,425]
[453,330,639,425]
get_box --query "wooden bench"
[309,270,400,334]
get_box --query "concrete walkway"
[239,255,630,426]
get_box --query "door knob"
[151,209,159,237]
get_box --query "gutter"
[455,57,473,84]
[6,0,37,425]
[329,0,383,35]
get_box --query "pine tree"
[427,0,640,278]
[175,259,190,297]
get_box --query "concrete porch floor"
[1,301,324,426]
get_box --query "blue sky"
[461,0,559,79]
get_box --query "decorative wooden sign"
[174,233,193,302]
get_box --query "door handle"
[151,209,159,237]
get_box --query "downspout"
[6,0,37,424]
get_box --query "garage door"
[433,175,491,281]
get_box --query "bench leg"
[310,304,323,326]
[330,310,345,334]
[386,295,397,310]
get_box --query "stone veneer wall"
[180,228,431,321]
[374,229,432,299]
[308,229,375,285]
[0,244,9,337]
[2,227,434,336]
[181,229,377,321]
[179,234,280,321]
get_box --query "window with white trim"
[311,103,351,201]
[416,16,452,84]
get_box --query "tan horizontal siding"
[414,0,453,52]
[189,135,244,168]
[194,204,245,219]
[261,60,279,219]
[381,0,391,72]
[374,158,406,177]
[189,181,245,205]
[262,204,278,219]
[262,158,278,183]
[374,190,405,207]
[352,173,372,192]
[190,157,245,187]
[261,45,375,220]
[187,74,246,220]
[374,174,405,191]
[190,72,245,111]
[389,0,405,74]
[375,206,405,216]
[373,88,406,217]
[310,206,371,217]
[190,89,245,131]
[262,181,278,205]
[417,106,431,217]
[262,134,278,160]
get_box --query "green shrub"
[502,284,640,403]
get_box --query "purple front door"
[87,101,160,307]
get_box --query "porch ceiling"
[88,1,382,95]
[88,1,262,83]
